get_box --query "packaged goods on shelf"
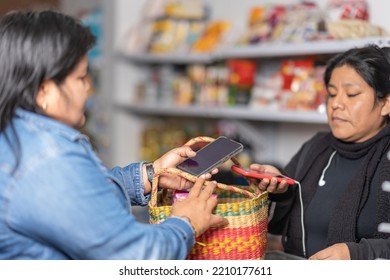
[237,0,386,46]
[121,0,209,54]
[133,55,328,112]
[249,58,327,112]
[122,0,388,57]
[227,59,257,105]
[326,0,386,39]
[191,20,231,53]
[135,61,258,107]
[237,2,328,45]
[327,0,369,21]
[139,120,254,169]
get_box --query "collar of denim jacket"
[15,109,87,142]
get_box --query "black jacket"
[268,130,390,259]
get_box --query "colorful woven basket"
[148,137,269,260]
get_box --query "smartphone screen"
[176,136,243,176]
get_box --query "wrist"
[171,215,198,237]
[145,162,154,185]
[142,162,154,194]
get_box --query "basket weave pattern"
[148,137,269,260]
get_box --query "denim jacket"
[0,109,194,259]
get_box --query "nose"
[328,93,345,110]
[86,75,94,96]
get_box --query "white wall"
[60,0,100,16]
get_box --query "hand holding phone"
[176,136,243,176]
[231,165,296,185]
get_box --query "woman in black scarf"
[251,44,390,260]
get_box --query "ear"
[380,94,390,116]
[35,80,57,110]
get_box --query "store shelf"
[117,103,328,124]
[119,52,213,64]
[107,0,390,167]
[120,36,390,64]
[219,36,390,58]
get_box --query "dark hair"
[0,10,96,170]
[324,44,390,102]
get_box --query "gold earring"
[42,103,47,111]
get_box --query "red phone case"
[231,165,295,185]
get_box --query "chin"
[73,116,86,129]
[331,130,350,142]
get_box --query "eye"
[347,92,361,97]
[79,74,90,83]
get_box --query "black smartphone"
[176,136,243,176]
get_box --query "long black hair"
[0,10,96,170]
[324,44,390,103]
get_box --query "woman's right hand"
[170,176,228,237]
[249,163,289,194]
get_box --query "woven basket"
[148,137,269,260]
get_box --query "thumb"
[209,215,229,228]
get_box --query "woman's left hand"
[146,146,218,193]
[249,163,289,194]
[309,243,351,260]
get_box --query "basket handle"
[149,167,258,207]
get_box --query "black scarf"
[294,124,390,245]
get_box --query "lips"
[331,116,347,124]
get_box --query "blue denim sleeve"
[110,161,150,206]
[6,154,195,259]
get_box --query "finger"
[177,146,196,159]
[182,179,194,190]
[249,163,262,170]
[187,175,206,198]
[248,178,260,185]
[198,181,217,200]
[277,181,289,193]
[266,178,281,193]
[249,164,265,172]
[308,250,329,260]
[266,185,276,193]
[205,193,218,209]
[258,178,270,191]
[202,168,219,179]
[177,177,194,190]
[188,141,208,152]
[209,215,229,228]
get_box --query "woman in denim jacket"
[0,10,227,260]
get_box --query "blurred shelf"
[119,52,213,64]
[117,104,328,124]
[120,36,390,64]
[218,36,390,58]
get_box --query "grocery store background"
[2,0,390,171]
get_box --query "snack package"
[173,190,217,202]
[327,0,369,21]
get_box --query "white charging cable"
[292,150,336,257]
[294,180,306,258]
[318,151,336,187]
